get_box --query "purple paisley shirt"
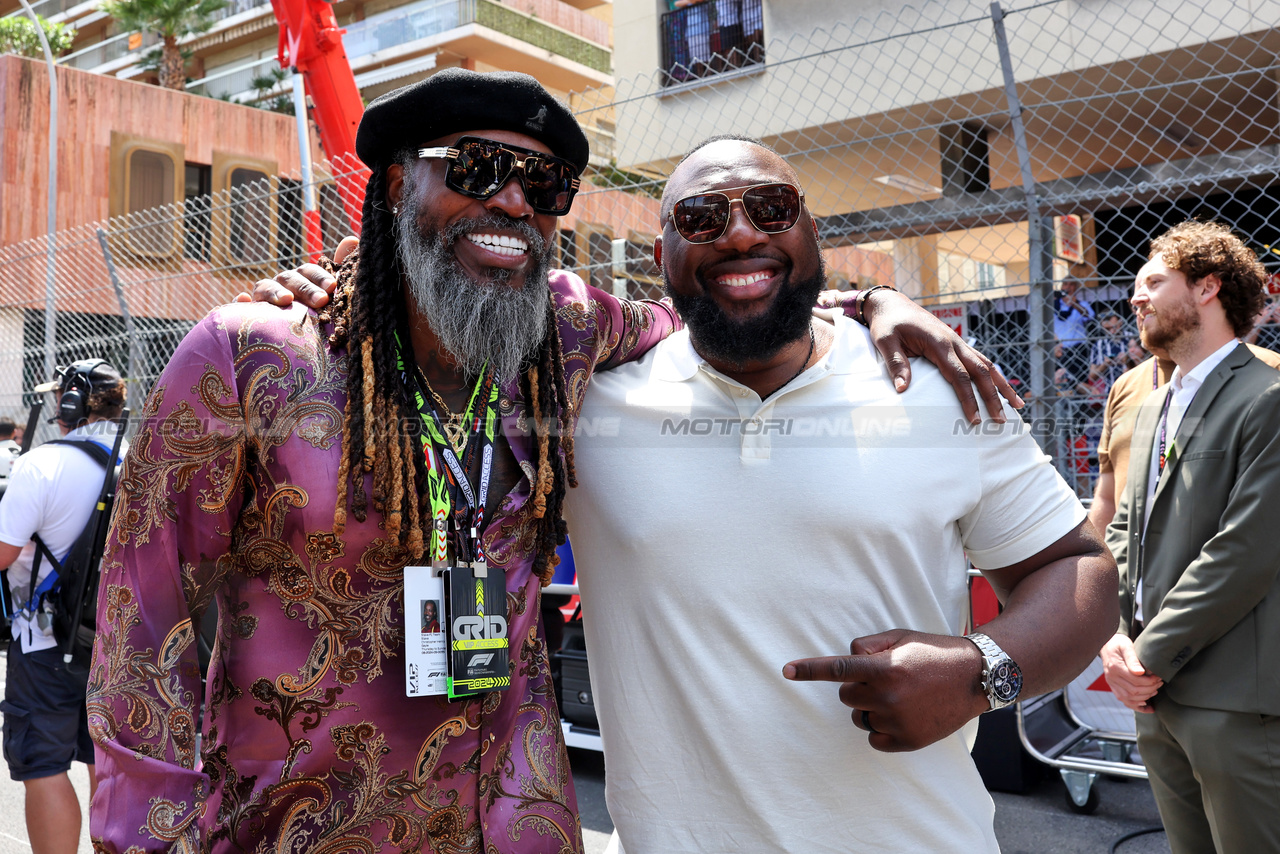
[87,270,678,854]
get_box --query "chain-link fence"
[0,157,370,446]
[4,0,1278,495]
[581,0,1280,498]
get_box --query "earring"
[393,204,400,216]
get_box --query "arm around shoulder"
[570,273,682,371]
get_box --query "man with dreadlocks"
[92,69,1017,853]
[89,69,664,854]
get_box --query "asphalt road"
[566,745,1172,854]
[0,649,1169,854]
[0,744,1172,854]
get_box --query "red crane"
[270,0,367,247]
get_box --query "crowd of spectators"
[1038,288,1280,498]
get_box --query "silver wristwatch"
[964,632,1023,711]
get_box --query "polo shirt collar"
[650,310,860,384]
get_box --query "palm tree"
[99,0,228,90]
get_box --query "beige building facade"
[605,0,1280,305]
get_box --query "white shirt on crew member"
[0,422,127,653]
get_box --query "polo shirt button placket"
[741,411,771,459]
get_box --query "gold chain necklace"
[417,367,468,455]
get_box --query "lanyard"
[1156,389,1173,474]
[395,334,500,566]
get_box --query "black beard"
[665,261,826,366]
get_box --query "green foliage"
[249,64,294,115]
[588,162,666,199]
[99,0,226,88]
[0,14,77,58]
[476,0,609,73]
[98,0,227,41]
[137,42,192,72]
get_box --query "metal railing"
[58,29,157,70]
[208,0,269,25]
[496,0,608,47]
[660,0,764,86]
[12,0,88,21]
[341,0,609,67]
[185,53,279,100]
[341,0,469,58]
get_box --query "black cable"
[1109,825,1165,853]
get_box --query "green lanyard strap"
[395,333,500,565]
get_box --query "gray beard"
[396,207,550,383]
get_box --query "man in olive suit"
[1102,221,1280,854]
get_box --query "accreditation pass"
[403,565,448,696]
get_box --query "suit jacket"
[1106,343,1280,715]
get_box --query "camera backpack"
[26,437,123,670]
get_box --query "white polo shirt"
[0,423,127,652]
[564,314,1083,854]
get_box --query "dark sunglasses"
[669,182,806,244]
[418,136,582,216]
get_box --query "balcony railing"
[56,0,607,85]
[186,54,280,100]
[21,0,89,21]
[342,0,468,58]
[496,0,608,47]
[660,0,763,87]
[56,0,260,72]
[208,0,270,25]
[342,0,609,74]
[59,29,158,70]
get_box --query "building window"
[184,163,212,261]
[129,150,175,211]
[939,122,991,197]
[109,133,186,257]
[228,167,272,263]
[661,0,764,87]
[558,228,577,270]
[210,153,278,271]
[582,225,614,292]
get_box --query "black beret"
[355,68,590,174]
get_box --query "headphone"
[56,359,109,427]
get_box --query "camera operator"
[0,360,127,854]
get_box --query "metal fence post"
[96,228,142,416]
[17,0,59,384]
[990,1,1057,454]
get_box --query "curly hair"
[87,383,126,421]
[317,159,574,583]
[1150,221,1267,338]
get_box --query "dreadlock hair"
[319,159,576,584]
[520,297,577,583]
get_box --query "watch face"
[991,660,1023,703]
